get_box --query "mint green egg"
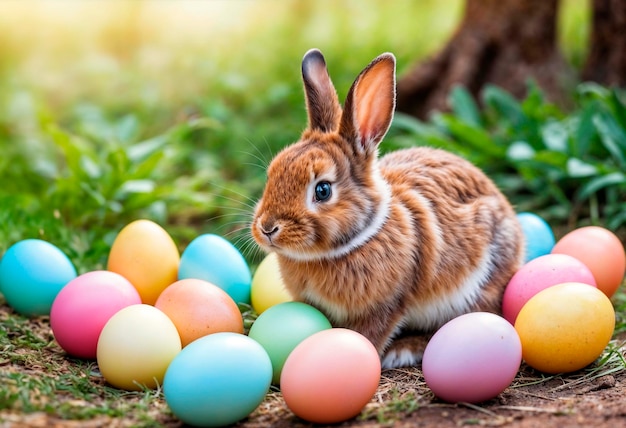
[248,302,332,384]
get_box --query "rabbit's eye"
[314,181,332,202]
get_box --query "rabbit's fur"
[251,49,524,368]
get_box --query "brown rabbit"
[251,49,524,369]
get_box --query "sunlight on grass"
[0,0,465,118]
[0,0,468,258]
[559,0,591,68]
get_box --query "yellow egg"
[97,304,182,390]
[107,219,180,305]
[515,282,615,374]
[251,253,293,314]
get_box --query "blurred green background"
[2,0,618,273]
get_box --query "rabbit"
[251,48,524,369]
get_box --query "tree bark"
[397,0,572,119]
[582,0,626,86]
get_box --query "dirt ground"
[238,357,626,428]
[2,304,626,428]
[4,362,626,428]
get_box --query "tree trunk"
[396,0,572,119]
[582,0,626,86]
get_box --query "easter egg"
[551,226,625,297]
[50,271,141,359]
[248,302,332,384]
[251,252,292,314]
[155,278,243,347]
[163,332,272,427]
[502,253,597,324]
[0,239,77,316]
[516,212,556,262]
[422,312,522,403]
[107,219,180,305]
[280,328,381,424]
[514,282,615,374]
[97,304,181,390]
[178,234,251,304]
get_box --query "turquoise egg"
[178,234,251,304]
[516,212,556,262]
[0,239,77,316]
[248,302,332,384]
[163,332,272,427]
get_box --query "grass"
[0,0,595,261]
[360,374,426,425]
[1,0,625,426]
[0,300,175,426]
[2,288,626,426]
[1,0,469,263]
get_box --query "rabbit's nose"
[260,223,279,238]
[255,214,281,244]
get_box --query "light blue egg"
[163,332,272,427]
[178,234,251,304]
[0,239,77,316]
[516,212,556,263]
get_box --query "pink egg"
[280,328,381,424]
[50,270,142,359]
[502,254,597,324]
[422,312,521,403]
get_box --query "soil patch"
[238,352,626,428]
[1,303,625,427]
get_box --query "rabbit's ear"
[302,49,342,133]
[340,53,396,154]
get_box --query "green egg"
[248,302,332,384]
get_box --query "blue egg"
[0,239,77,316]
[178,234,251,304]
[163,332,272,427]
[516,212,556,263]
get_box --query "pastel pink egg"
[50,270,142,359]
[423,312,522,403]
[280,328,380,424]
[502,254,597,324]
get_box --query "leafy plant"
[0,98,256,251]
[388,82,626,231]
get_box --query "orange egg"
[107,220,180,305]
[551,226,625,297]
[155,278,243,347]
